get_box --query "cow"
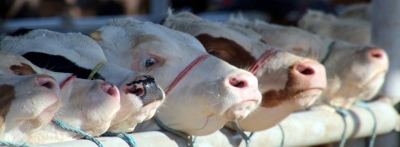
[91,17,262,136]
[0,51,122,144]
[298,9,371,45]
[339,3,371,21]
[226,17,388,109]
[0,73,61,143]
[159,11,327,132]
[0,29,165,133]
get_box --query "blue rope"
[154,117,197,147]
[52,119,103,147]
[0,141,29,147]
[321,41,335,64]
[102,132,138,147]
[355,101,377,147]
[334,106,350,147]
[230,121,254,147]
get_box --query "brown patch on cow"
[195,34,257,69]
[10,63,37,75]
[0,85,16,128]
[292,47,304,51]
[261,65,312,107]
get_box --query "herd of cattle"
[0,3,392,147]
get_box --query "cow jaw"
[0,74,61,142]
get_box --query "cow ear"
[90,31,102,41]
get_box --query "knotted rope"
[53,118,103,147]
[0,141,29,147]
[355,101,377,147]
[88,61,107,80]
[102,132,137,147]
[230,121,254,147]
[320,41,335,64]
[155,118,197,147]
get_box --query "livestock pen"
[1,0,399,147]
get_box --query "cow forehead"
[101,18,206,52]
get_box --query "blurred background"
[0,0,371,34]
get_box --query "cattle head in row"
[161,11,327,131]
[226,18,388,109]
[0,52,122,144]
[0,30,165,133]
[0,72,61,143]
[91,18,262,135]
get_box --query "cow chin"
[225,100,260,120]
[28,100,60,130]
[293,88,323,108]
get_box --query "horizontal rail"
[34,100,399,147]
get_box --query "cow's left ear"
[90,31,102,41]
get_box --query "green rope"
[0,141,29,147]
[87,61,107,80]
[355,101,377,147]
[102,132,138,147]
[230,121,254,147]
[321,98,349,147]
[53,119,103,147]
[321,41,335,64]
[278,124,285,147]
[154,118,197,147]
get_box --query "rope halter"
[88,61,107,80]
[249,48,279,75]
[320,41,335,64]
[156,54,210,147]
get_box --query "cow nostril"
[126,83,145,97]
[37,76,56,90]
[229,77,248,88]
[368,48,385,59]
[295,64,315,76]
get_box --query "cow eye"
[208,50,219,55]
[144,58,157,68]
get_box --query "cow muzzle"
[123,75,165,106]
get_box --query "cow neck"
[320,41,335,64]
[52,74,104,147]
[249,48,279,75]
[155,54,210,147]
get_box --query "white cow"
[0,73,60,143]
[92,18,262,136]
[339,3,371,21]
[160,11,327,132]
[0,52,121,144]
[0,29,164,133]
[298,9,371,45]
[227,18,388,109]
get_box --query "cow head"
[0,73,60,142]
[227,19,388,109]
[160,11,327,131]
[0,30,165,133]
[92,18,262,135]
[0,52,121,144]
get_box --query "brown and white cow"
[160,11,327,131]
[226,18,388,109]
[0,29,164,133]
[0,51,121,144]
[92,18,262,135]
[298,9,371,45]
[0,73,60,143]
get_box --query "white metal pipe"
[33,100,398,147]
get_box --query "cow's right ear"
[90,31,102,41]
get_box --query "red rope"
[165,54,210,95]
[249,49,279,75]
[60,74,77,90]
